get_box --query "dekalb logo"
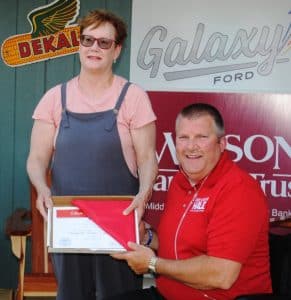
[1,0,80,67]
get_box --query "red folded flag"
[72,198,137,250]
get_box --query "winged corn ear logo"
[1,0,80,67]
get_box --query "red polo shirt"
[157,151,272,300]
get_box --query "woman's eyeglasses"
[80,35,116,49]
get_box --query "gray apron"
[51,81,142,300]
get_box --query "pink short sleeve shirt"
[32,75,157,176]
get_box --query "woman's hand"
[124,122,158,221]
[36,185,53,221]
[123,190,151,221]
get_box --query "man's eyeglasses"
[80,35,116,49]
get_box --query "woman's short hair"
[78,9,127,45]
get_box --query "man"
[111,103,272,300]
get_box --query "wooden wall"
[0,0,132,289]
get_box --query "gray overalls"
[51,82,142,300]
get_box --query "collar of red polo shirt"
[71,197,137,250]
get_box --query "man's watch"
[148,256,158,273]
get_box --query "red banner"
[145,92,291,229]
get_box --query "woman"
[26,9,158,300]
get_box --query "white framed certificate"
[47,196,139,253]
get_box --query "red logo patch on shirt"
[191,197,209,212]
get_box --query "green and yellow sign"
[1,0,81,67]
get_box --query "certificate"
[47,196,139,253]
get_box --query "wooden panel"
[13,0,47,211]
[30,184,49,274]
[23,274,57,295]
[0,0,20,290]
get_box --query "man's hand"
[111,241,155,274]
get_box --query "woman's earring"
[113,59,116,64]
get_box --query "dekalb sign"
[1,0,80,67]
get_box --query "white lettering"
[156,132,178,165]
[227,134,290,170]
[274,136,291,170]
[157,132,290,170]
[244,135,274,163]
[153,174,174,192]
[226,135,243,162]
[250,173,291,198]
[158,132,290,169]
[271,208,291,218]
[146,202,165,211]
